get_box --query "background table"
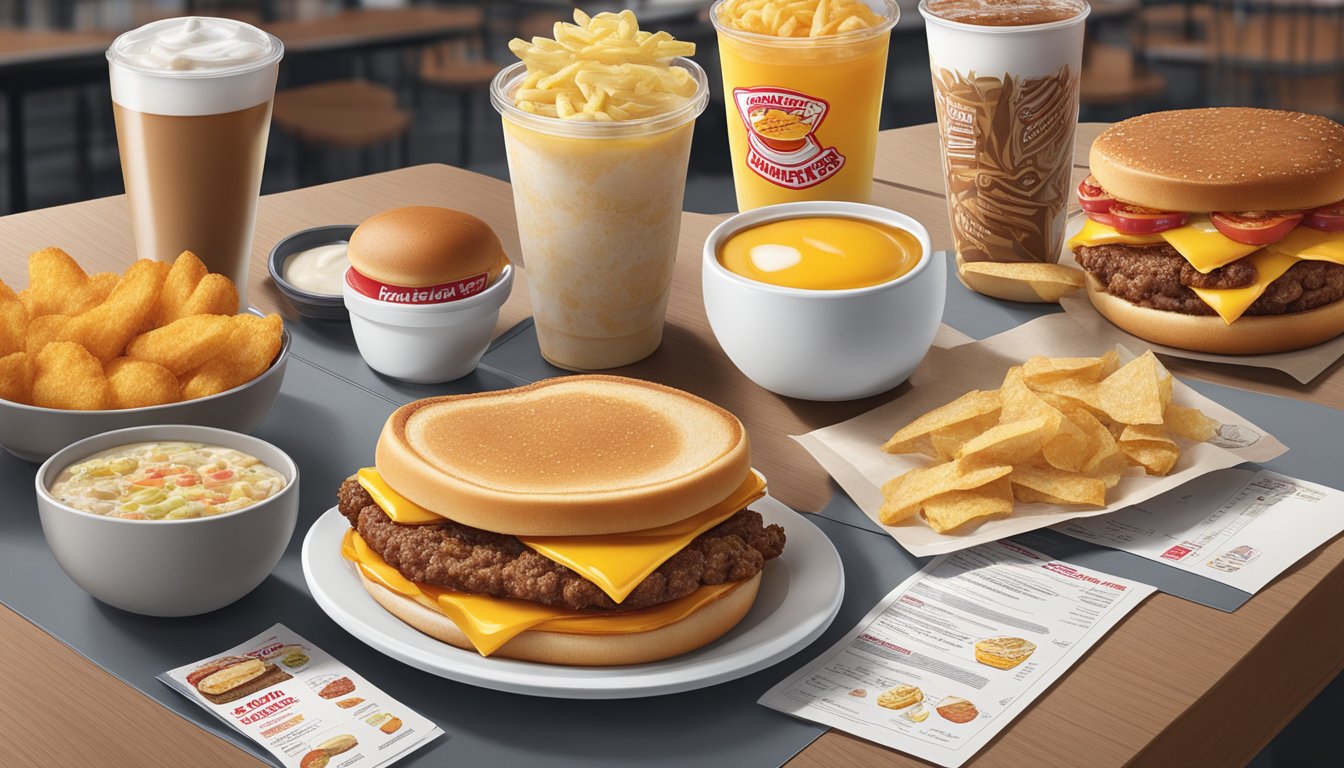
[0,27,113,213]
[2,124,1343,768]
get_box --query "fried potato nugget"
[18,248,125,319]
[151,252,238,326]
[0,280,27,357]
[180,314,282,399]
[152,251,208,327]
[64,259,167,362]
[19,248,87,317]
[32,341,107,410]
[25,315,70,356]
[126,314,232,375]
[68,272,120,315]
[105,357,181,409]
[180,274,239,318]
[0,351,32,404]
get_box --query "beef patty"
[338,477,786,612]
[1074,243,1344,315]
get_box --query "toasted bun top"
[375,375,752,536]
[347,206,508,287]
[1090,108,1344,212]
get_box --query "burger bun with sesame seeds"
[1089,108,1344,212]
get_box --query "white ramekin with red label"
[343,263,513,383]
[341,206,514,383]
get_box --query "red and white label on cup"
[733,86,845,190]
[346,269,489,305]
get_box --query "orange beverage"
[712,0,899,211]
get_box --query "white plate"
[302,497,844,699]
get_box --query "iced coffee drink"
[108,17,283,310]
[921,0,1088,300]
[491,10,708,370]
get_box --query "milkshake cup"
[108,16,283,310]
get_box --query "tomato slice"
[1210,211,1303,245]
[1077,175,1115,214]
[1085,210,1115,227]
[1108,203,1189,235]
[1304,202,1344,232]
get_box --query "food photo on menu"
[2,2,1344,768]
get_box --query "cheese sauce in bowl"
[51,441,287,519]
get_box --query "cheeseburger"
[1070,108,1344,354]
[337,375,785,665]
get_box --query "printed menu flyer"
[160,623,441,768]
[1056,468,1344,595]
[759,540,1155,768]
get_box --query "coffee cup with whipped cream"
[108,16,284,310]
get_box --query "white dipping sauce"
[283,242,349,296]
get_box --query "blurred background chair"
[418,34,501,169]
[272,79,410,185]
[1209,0,1344,119]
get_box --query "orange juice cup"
[712,0,899,211]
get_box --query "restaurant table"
[261,7,481,56]
[3,123,1344,768]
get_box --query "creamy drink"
[492,10,708,371]
[920,0,1088,300]
[108,17,283,309]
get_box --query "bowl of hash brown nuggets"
[0,249,288,462]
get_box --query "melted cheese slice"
[1067,218,1165,249]
[1068,216,1258,273]
[356,467,767,604]
[519,470,766,603]
[1190,250,1300,324]
[1071,218,1344,323]
[357,468,443,524]
[1268,227,1344,265]
[341,529,743,656]
[1154,216,1260,273]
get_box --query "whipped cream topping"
[113,17,276,72]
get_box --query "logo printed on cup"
[733,87,845,190]
[346,269,489,305]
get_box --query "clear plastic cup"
[490,60,709,371]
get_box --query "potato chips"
[508,10,698,122]
[0,249,283,411]
[716,0,884,37]
[881,351,1219,533]
[957,261,1085,303]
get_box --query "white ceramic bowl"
[0,325,289,463]
[343,265,514,383]
[36,425,299,617]
[702,202,944,401]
